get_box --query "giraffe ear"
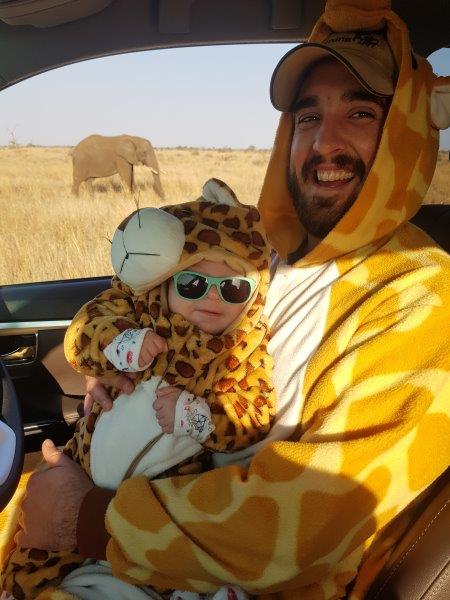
[430,76,450,130]
[202,178,244,207]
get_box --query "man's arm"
[78,302,450,594]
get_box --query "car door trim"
[0,320,71,334]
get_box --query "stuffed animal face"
[111,207,185,292]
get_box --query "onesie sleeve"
[63,279,141,377]
[202,361,276,452]
[202,322,277,453]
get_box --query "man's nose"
[313,117,345,156]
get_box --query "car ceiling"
[0,0,448,92]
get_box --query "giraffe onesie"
[0,179,275,599]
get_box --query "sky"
[0,43,449,149]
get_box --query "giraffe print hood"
[258,0,450,263]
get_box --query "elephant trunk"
[152,171,165,199]
[143,155,165,199]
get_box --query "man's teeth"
[316,170,354,182]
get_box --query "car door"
[0,277,110,453]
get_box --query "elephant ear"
[116,138,139,165]
[202,178,245,207]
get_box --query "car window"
[425,48,450,205]
[0,44,296,286]
[0,44,447,287]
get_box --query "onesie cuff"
[77,486,115,559]
[173,391,214,443]
[103,327,153,372]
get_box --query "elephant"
[71,134,165,198]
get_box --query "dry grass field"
[0,146,448,285]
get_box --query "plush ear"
[111,207,185,292]
[430,76,450,130]
[202,178,244,207]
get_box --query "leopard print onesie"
[1,179,275,599]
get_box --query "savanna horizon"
[0,146,448,285]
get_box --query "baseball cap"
[271,30,397,112]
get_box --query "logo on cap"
[327,32,381,48]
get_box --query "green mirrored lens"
[219,278,252,303]
[176,272,208,299]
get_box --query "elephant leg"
[85,179,95,196]
[72,179,81,196]
[72,162,82,196]
[116,158,133,192]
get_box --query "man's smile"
[289,151,367,237]
[306,166,358,197]
[301,155,364,198]
[316,168,354,183]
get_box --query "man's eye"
[351,110,375,119]
[295,114,319,127]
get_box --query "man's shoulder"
[383,223,450,276]
[367,224,450,306]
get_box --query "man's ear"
[430,76,450,130]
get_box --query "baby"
[1,179,274,600]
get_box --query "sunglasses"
[172,270,257,304]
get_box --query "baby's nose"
[206,284,220,300]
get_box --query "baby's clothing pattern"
[104,327,215,442]
[104,327,215,443]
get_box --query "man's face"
[289,58,388,239]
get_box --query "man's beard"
[287,153,366,239]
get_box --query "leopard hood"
[111,178,271,331]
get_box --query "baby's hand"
[153,386,182,434]
[138,330,168,368]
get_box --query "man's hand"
[84,372,137,416]
[17,440,94,552]
[138,330,168,368]
[153,386,182,434]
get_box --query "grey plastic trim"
[0,320,70,334]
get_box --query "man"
[9,2,450,599]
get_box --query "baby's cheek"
[167,280,176,312]
[167,281,191,320]
[224,302,246,326]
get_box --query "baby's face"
[167,259,249,334]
